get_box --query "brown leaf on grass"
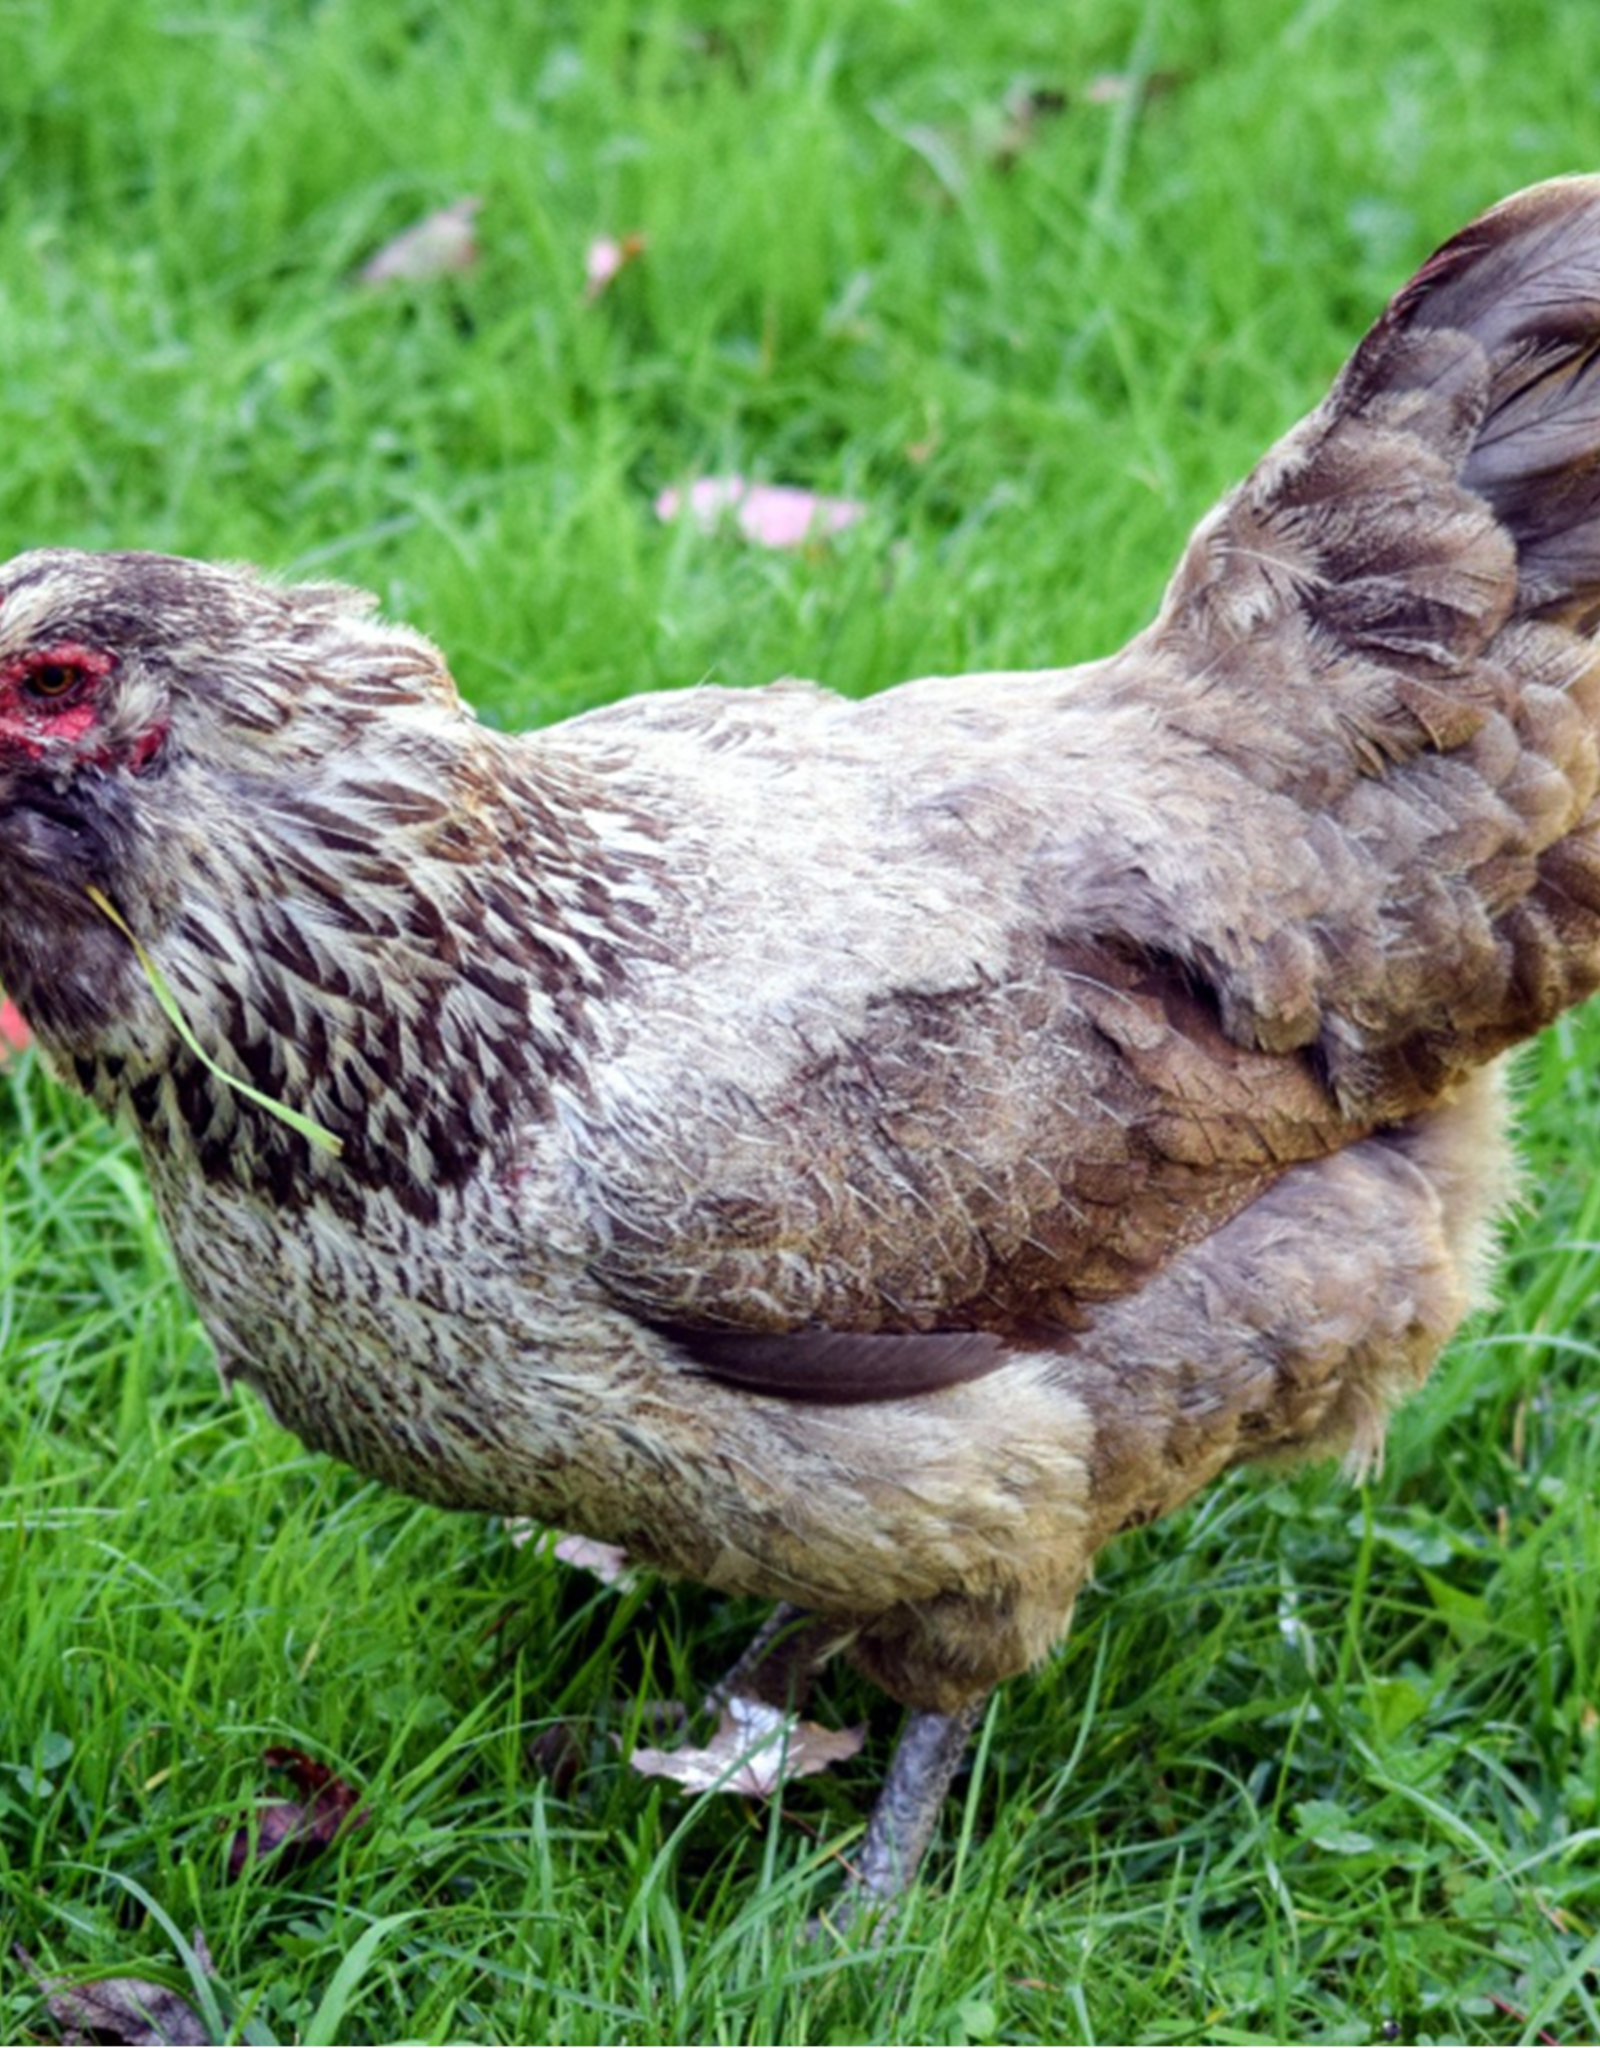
[16,1945,211,2048]
[630,1694,864,1798]
[526,1720,589,1795]
[358,197,482,285]
[0,995,31,1058]
[655,476,866,550]
[224,1747,370,1880]
[991,83,1068,166]
[584,231,647,301]
[1083,69,1185,105]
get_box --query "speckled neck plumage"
[68,733,672,1228]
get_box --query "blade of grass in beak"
[86,885,344,1156]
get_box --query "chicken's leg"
[714,1614,987,1919]
[838,1693,990,1914]
[705,1601,835,1713]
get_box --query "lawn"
[2,0,1600,2041]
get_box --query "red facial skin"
[0,642,163,771]
[0,642,116,760]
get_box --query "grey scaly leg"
[837,1693,991,1916]
[705,1602,842,1714]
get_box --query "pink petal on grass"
[630,1695,865,1799]
[358,197,482,285]
[0,997,30,1057]
[655,475,866,550]
[552,1532,636,1587]
[584,231,647,300]
[507,1521,637,1587]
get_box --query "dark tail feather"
[1350,176,1600,630]
[1144,178,1600,1113]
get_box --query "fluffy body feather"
[6,178,1600,1886]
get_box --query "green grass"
[3,0,1600,2039]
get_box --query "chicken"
[5,176,1600,1914]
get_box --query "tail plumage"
[1389,178,1600,630]
[1143,177,1600,1116]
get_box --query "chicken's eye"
[23,661,86,701]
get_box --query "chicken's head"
[0,548,456,1053]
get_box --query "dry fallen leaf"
[654,475,867,550]
[358,196,482,286]
[526,1719,589,1794]
[0,994,29,1058]
[630,1694,864,1798]
[1083,68,1185,105]
[991,82,1068,166]
[16,1945,211,2048]
[224,1746,370,1879]
[584,230,647,301]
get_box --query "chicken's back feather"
[550,183,1600,1388]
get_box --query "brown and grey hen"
[5,178,1600,1911]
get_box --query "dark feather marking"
[665,1324,1016,1404]
[459,954,528,1016]
[258,905,324,985]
